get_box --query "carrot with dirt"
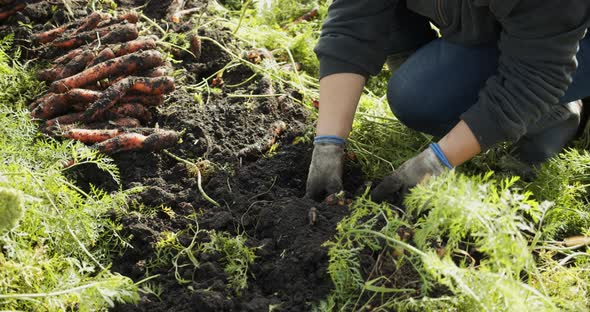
[37,50,95,82]
[51,25,112,49]
[52,23,138,50]
[33,24,69,45]
[109,103,152,123]
[74,11,108,34]
[82,76,173,122]
[129,76,175,95]
[28,93,53,111]
[40,112,84,133]
[120,94,165,106]
[87,48,115,68]
[142,66,171,77]
[53,36,155,65]
[62,126,168,144]
[33,11,107,44]
[112,37,157,56]
[96,11,139,28]
[49,50,164,93]
[31,89,101,120]
[95,130,179,154]
[237,120,287,158]
[81,38,156,67]
[62,128,123,144]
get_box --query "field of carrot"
[1,1,590,311]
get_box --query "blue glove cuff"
[314,135,346,145]
[429,143,454,169]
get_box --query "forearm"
[316,73,366,138]
[438,120,481,167]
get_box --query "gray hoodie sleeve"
[461,0,590,150]
[313,0,398,78]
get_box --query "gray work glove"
[305,137,345,200]
[371,144,451,204]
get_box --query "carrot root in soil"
[237,120,287,157]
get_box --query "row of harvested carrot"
[29,11,181,154]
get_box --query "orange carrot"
[29,93,53,111]
[96,11,139,28]
[110,103,152,123]
[74,11,108,34]
[52,49,83,65]
[49,50,164,93]
[95,133,146,154]
[142,130,180,150]
[53,35,153,66]
[129,76,175,95]
[37,50,95,82]
[82,76,172,122]
[33,11,108,44]
[142,66,170,77]
[31,89,101,120]
[51,26,111,49]
[120,94,164,106]
[108,117,142,128]
[95,130,179,154]
[33,24,69,45]
[52,23,138,50]
[40,112,84,133]
[112,37,157,56]
[52,117,142,133]
[97,23,139,46]
[63,128,123,143]
[0,3,25,21]
[87,48,115,68]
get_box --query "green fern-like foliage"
[0,35,137,311]
[406,172,538,275]
[0,187,24,232]
[530,148,590,239]
[319,172,590,311]
[202,230,256,294]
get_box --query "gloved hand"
[305,136,345,200]
[371,143,453,203]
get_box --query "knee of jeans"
[387,74,440,134]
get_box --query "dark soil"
[2,1,368,311]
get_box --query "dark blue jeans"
[387,36,590,137]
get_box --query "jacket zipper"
[436,0,448,26]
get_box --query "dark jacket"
[314,0,590,149]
